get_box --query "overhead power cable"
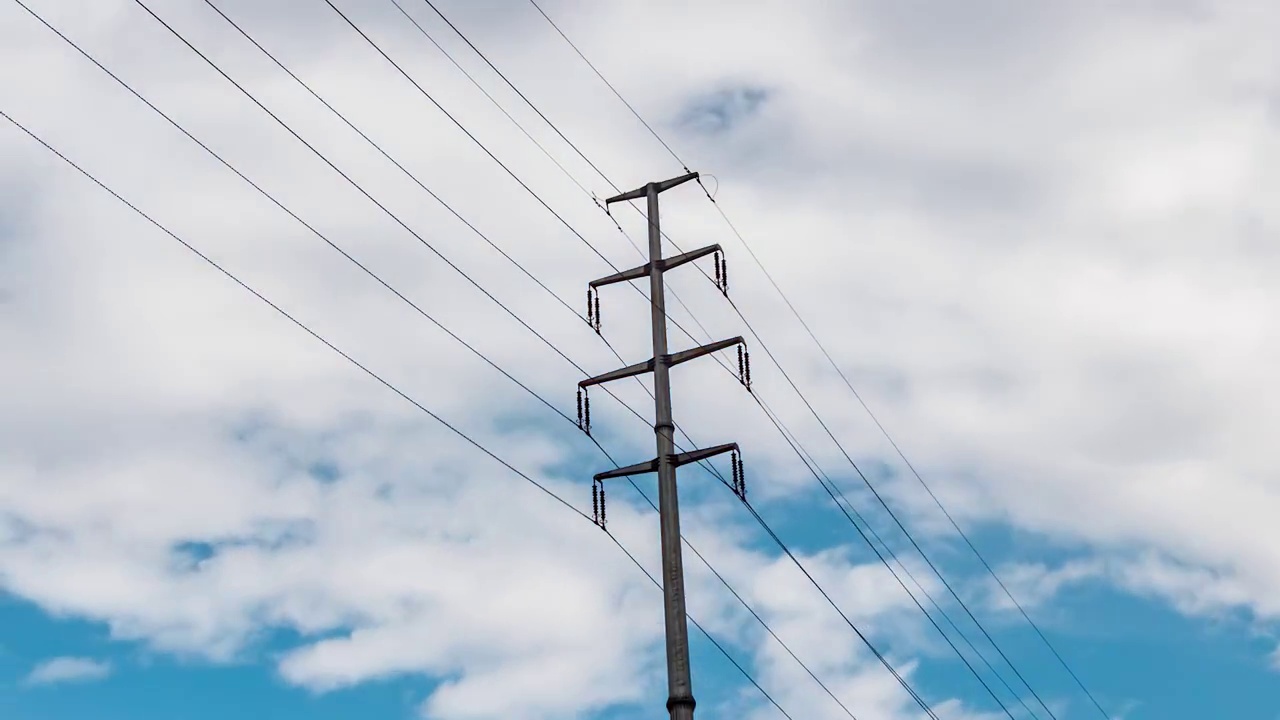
[184,4,936,712]
[11,5,850,715]
[0,105,795,719]
[524,2,1112,717]
[359,7,941,711]
[397,0,723,345]
[40,2,962,714]
[389,2,1040,716]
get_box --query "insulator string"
[738,455,746,499]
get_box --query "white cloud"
[24,656,113,686]
[2,0,1280,716]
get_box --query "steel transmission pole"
[577,171,751,720]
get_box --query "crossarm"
[660,244,721,274]
[604,171,700,204]
[594,458,659,482]
[589,262,650,289]
[670,442,738,468]
[665,336,744,370]
[579,357,655,388]
[592,442,738,482]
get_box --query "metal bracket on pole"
[590,244,724,290]
[605,171,700,205]
[578,337,745,390]
[593,443,740,482]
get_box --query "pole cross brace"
[578,336,745,389]
[593,442,739,482]
[590,244,724,290]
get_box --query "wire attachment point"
[592,478,607,528]
[578,386,592,436]
[714,250,729,298]
[731,450,746,500]
[587,288,601,334]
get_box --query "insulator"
[576,387,583,429]
[744,351,752,391]
[600,483,607,526]
[594,294,601,334]
[722,257,729,296]
[587,288,594,326]
[731,450,740,493]
[592,481,599,523]
[583,392,592,436]
[739,456,747,499]
[714,250,723,287]
[737,344,745,385]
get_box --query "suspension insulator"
[599,483,607,526]
[738,345,745,385]
[593,294,601,334]
[744,351,753,391]
[587,288,594,327]
[714,250,723,287]
[738,456,746,499]
[577,387,584,429]
[721,257,729,296]
[592,481,599,523]
[583,391,591,436]
[731,450,741,494]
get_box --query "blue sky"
[3,0,1280,719]
[4,534,1280,719]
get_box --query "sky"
[1,0,1279,718]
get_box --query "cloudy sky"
[2,0,1278,718]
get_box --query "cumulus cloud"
[2,0,1280,717]
[24,656,113,686]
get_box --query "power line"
[727,294,1052,720]
[370,7,940,702]
[392,3,1044,715]
[525,0,688,171]
[191,0,694,449]
[134,0,725,501]
[192,5,931,713]
[523,3,1111,717]
[0,105,795,719]
[49,2,997,715]
[11,6,847,714]
[392,0,725,350]
[416,0,617,193]
[387,0,594,199]
[744,385,1022,719]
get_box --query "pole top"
[604,171,699,205]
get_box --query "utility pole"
[577,171,751,720]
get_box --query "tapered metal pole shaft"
[646,181,696,720]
